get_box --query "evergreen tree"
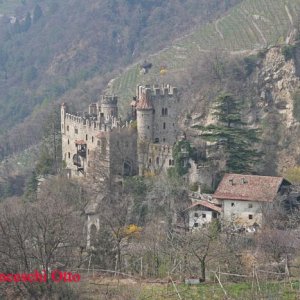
[24,171,38,201]
[196,93,261,173]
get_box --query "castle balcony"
[75,140,87,158]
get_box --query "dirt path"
[215,19,224,40]
[285,5,293,26]
[251,20,267,45]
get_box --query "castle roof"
[136,92,153,110]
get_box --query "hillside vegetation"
[0,0,241,160]
[110,0,300,114]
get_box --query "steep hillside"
[110,0,300,115]
[0,0,241,160]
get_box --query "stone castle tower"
[132,84,180,175]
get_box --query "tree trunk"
[200,259,206,281]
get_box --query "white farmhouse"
[213,173,291,227]
[187,200,221,230]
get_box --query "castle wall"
[109,128,138,176]
[61,105,116,177]
[152,89,179,145]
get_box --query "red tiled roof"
[187,200,222,213]
[136,92,153,110]
[75,140,86,145]
[213,173,288,202]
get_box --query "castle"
[61,84,181,180]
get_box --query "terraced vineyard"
[111,0,300,115]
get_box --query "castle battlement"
[136,84,178,100]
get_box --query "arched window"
[92,136,94,143]
[86,134,88,141]
[68,139,70,145]
[169,159,172,166]
[163,122,166,129]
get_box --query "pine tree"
[196,93,261,173]
[24,171,38,201]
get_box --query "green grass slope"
[111,0,300,114]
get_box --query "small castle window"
[165,108,168,116]
[194,213,199,218]
[231,202,235,207]
[153,109,155,115]
[68,139,69,145]
[169,159,172,166]
[67,125,69,131]
[154,138,159,143]
[163,138,165,142]
[75,128,78,134]
[156,157,159,165]
[68,152,70,159]
[248,203,253,208]
[92,136,94,143]
[86,134,88,141]
[163,122,166,129]
[249,214,253,220]
[202,214,206,219]
[149,158,152,164]
[162,108,164,116]
[88,149,90,155]
[194,223,199,228]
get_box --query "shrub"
[293,89,300,122]
[282,44,296,61]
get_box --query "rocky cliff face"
[254,47,300,175]
[185,46,300,178]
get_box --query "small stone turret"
[136,87,153,142]
[100,95,118,119]
[61,103,67,134]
